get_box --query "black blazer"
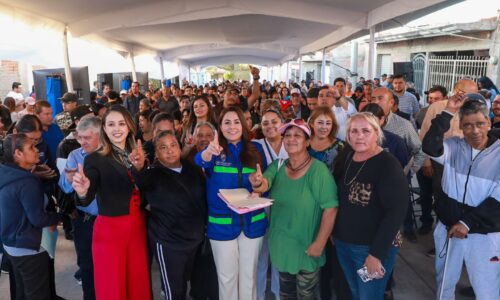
[79,152,138,217]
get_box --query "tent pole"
[368,26,376,80]
[298,55,303,82]
[159,56,165,82]
[321,48,326,84]
[128,51,137,82]
[63,26,74,93]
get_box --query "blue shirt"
[58,147,98,215]
[42,123,64,165]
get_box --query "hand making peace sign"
[129,139,145,171]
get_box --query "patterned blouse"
[308,139,345,173]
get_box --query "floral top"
[308,139,345,173]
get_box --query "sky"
[409,0,500,26]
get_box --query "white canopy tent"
[0,0,462,88]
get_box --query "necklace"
[343,155,368,186]
[286,155,312,172]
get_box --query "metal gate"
[425,56,489,95]
[412,54,426,96]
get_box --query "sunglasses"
[290,118,306,126]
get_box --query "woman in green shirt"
[250,119,338,300]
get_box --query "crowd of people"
[0,68,499,300]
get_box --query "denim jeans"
[335,239,398,300]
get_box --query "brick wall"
[0,60,20,101]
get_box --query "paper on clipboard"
[218,188,273,214]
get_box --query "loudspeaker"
[393,62,414,82]
[33,67,91,104]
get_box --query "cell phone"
[357,266,386,283]
[65,167,78,173]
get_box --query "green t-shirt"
[264,158,338,274]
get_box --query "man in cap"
[422,93,500,300]
[56,92,79,136]
[18,96,36,118]
[290,88,310,120]
[120,90,128,103]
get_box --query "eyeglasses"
[462,122,488,130]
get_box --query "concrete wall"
[377,32,492,62]
[1,60,20,100]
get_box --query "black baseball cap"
[70,105,93,122]
[60,92,79,103]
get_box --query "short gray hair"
[76,116,101,135]
[193,121,216,136]
[459,95,489,121]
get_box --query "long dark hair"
[478,76,499,94]
[217,106,262,169]
[99,105,137,160]
[187,95,216,134]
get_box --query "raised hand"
[446,92,467,115]
[249,163,263,187]
[328,86,341,99]
[72,164,90,197]
[249,64,260,78]
[202,131,223,161]
[129,139,145,170]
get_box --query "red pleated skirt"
[92,188,152,300]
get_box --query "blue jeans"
[335,239,398,300]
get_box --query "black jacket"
[140,160,206,249]
[78,152,140,217]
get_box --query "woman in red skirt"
[72,105,152,300]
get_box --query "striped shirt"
[398,91,420,116]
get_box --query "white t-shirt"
[332,101,357,141]
[6,91,24,105]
